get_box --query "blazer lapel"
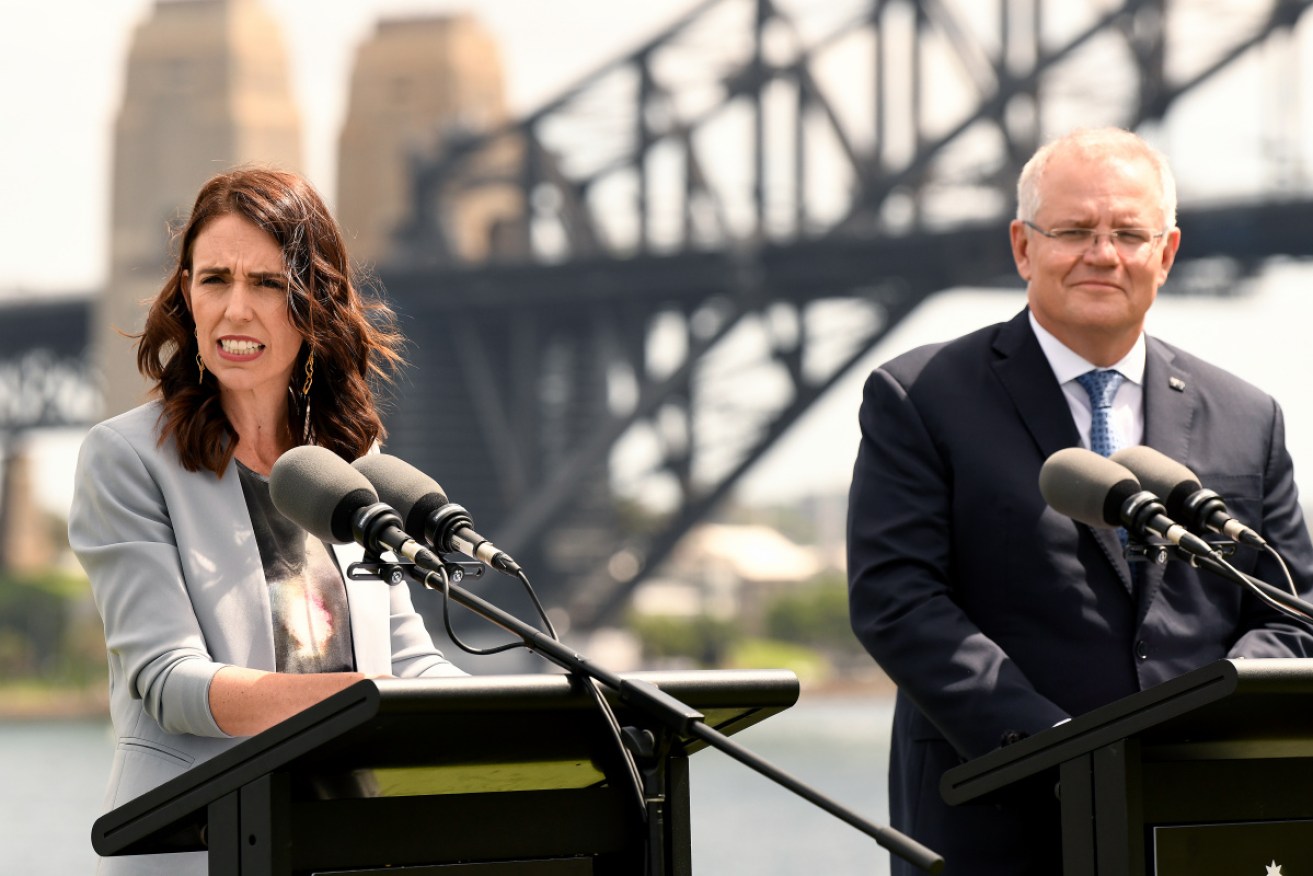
[992,310,1133,591]
[1137,337,1196,620]
[332,542,394,676]
[173,454,277,671]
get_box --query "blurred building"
[100,0,303,417]
[337,13,521,266]
[632,522,825,630]
[0,446,55,572]
[97,1,519,418]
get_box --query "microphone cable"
[422,563,558,658]
[407,561,650,829]
[348,453,651,831]
[1261,543,1300,598]
[1188,550,1313,624]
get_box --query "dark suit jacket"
[847,309,1313,875]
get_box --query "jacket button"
[1135,639,1149,660]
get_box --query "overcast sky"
[0,0,711,292]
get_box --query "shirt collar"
[1028,310,1146,387]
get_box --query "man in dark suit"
[846,127,1313,874]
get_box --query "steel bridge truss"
[0,297,98,439]
[339,0,1313,626]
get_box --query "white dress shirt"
[1028,310,1145,451]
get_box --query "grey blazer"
[69,402,464,875]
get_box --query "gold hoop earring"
[300,350,315,443]
[301,350,314,396]
[196,352,205,384]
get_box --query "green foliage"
[762,572,859,651]
[728,637,832,683]
[627,613,740,667]
[0,568,104,685]
[625,616,840,681]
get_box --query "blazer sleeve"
[68,421,229,738]
[388,584,468,679]
[847,367,1069,759]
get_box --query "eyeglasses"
[1023,221,1168,257]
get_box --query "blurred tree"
[763,572,860,653]
[0,569,104,684]
[627,613,740,667]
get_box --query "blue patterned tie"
[1076,369,1126,458]
[1076,369,1128,549]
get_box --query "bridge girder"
[0,296,98,436]
[381,1,1313,628]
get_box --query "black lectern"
[92,669,798,875]
[941,658,1313,875]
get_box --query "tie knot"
[1076,369,1125,410]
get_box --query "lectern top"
[93,668,800,858]
[942,657,1313,806]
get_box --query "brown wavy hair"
[136,167,405,475]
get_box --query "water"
[0,693,895,875]
[0,718,112,874]
[690,692,895,875]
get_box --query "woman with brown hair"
[69,167,463,875]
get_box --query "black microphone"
[351,453,523,575]
[1111,445,1267,548]
[1038,448,1219,560]
[270,445,440,568]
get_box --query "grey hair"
[1016,127,1178,229]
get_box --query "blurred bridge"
[0,295,98,442]
[6,0,1313,631]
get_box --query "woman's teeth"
[220,339,264,354]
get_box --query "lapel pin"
[1168,376,1186,392]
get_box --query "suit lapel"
[1142,337,1194,468]
[1137,337,1196,620]
[992,311,1082,459]
[992,311,1133,591]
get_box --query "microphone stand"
[1129,539,1313,621]
[386,554,944,874]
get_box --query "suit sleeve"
[68,422,229,738]
[847,367,1068,759]
[1227,397,1313,658]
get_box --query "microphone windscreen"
[271,445,377,543]
[352,454,449,536]
[1110,445,1202,518]
[1039,447,1141,528]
